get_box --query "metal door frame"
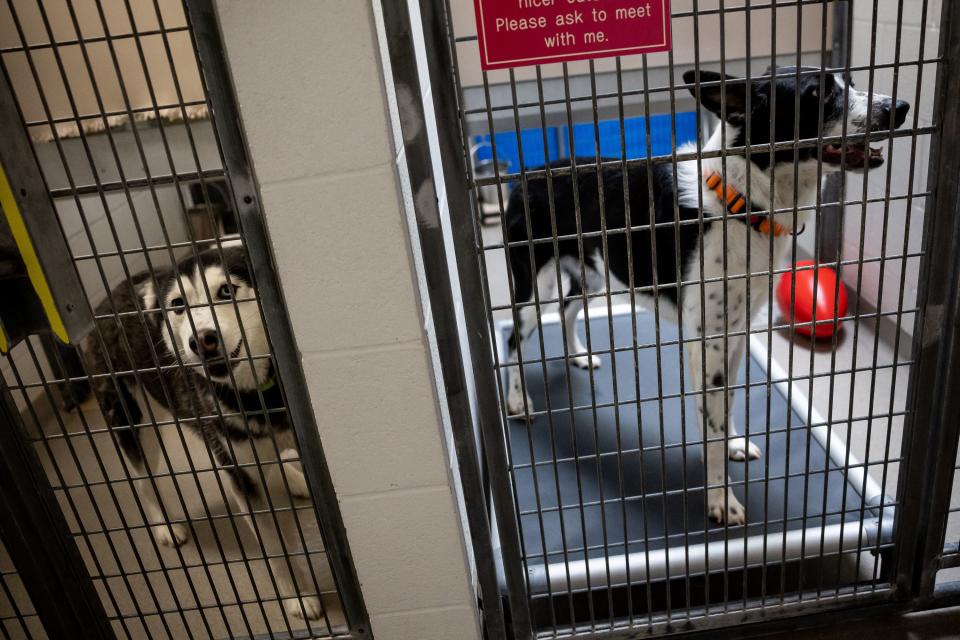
[0,1,371,637]
[386,0,960,638]
[893,0,960,606]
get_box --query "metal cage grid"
[0,1,366,638]
[394,0,956,638]
[0,545,45,640]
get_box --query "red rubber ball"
[776,260,848,338]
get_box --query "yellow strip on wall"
[0,163,69,344]
[0,321,8,354]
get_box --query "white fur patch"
[140,281,157,311]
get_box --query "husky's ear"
[683,70,748,125]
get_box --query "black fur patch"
[114,428,145,468]
[712,373,724,388]
[207,430,260,499]
[214,372,282,415]
[106,382,146,468]
[227,467,259,498]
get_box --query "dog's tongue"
[823,142,883,168]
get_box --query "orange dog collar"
[704,171,791,237]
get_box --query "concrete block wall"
[844,1,942,338]
[213,2,481,639]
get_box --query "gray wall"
[842,1,942,338]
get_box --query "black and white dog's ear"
[683,70,748,125]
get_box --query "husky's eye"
[170,297,185,315]
[217,283,236,300]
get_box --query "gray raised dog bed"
[493,305,893,626]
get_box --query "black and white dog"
[504,67,909,525]
[83,244,321,620]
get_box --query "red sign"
[472,0,672,71]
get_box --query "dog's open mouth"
[203,341,243,378]
[822,142,884,169]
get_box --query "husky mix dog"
[83,244,321,620]
[504,67,910,525]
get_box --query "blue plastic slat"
[472,127,560,170]
[474,112,698,172]
[564,112,698,160]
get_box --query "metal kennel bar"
[395,0,960,638]
[0,0,367,638]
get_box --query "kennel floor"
[499,308,882,597]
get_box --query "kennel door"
[0,1,370,637]
[398,0,960,638]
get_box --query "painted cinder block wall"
[844,1,942,339]
[213,1,481,639]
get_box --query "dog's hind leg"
[505,260,554,418]
[682,286,747,527]
[105,381,188,547]
[218,455,322,621]
[505,318,535,418]
[561,262,603,370]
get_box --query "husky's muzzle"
[189,329,241,378]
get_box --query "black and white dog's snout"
[824,94,911,170]
[189,329,221,358]
[876,98,911,131]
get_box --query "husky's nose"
[881,100,910,129]
[189,330,220,357]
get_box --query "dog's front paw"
[570,353,602,370]
[708,488,746,526]
[727,437,762,461]
[506,388,534,420]
[152,522,189,547]
[285,596,323,621]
